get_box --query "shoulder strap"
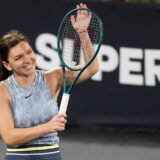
[36,70,46,83]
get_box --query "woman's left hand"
[71,3,92,33]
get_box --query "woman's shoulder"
[0,81,11,102]
[45,67,62,80]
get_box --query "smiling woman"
[0,30,67,160]
[3,41,36,87]
[0,30,29,81]
[0,3,99,160]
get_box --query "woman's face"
[4,41,36,77]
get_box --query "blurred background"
[1,0,160,159]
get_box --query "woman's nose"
[23,54,31,63]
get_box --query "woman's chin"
[23,67,36,77]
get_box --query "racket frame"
[57,7,103,113]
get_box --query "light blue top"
[1,70,59,147]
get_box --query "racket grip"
[59,93,70,114]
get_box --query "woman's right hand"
[47,113,67,132]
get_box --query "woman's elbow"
[1,132,17,146]
[90,64,100,76]
[3,137,15,146]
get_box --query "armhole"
[44,71,60,101]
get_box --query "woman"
[0,3,99,160]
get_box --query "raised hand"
[71,3,92,33]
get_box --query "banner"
[1,0,160,128]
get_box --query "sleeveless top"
[0,70,59,147]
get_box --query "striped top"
[1,70,59,147]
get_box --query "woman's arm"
[46,4,99,97]
[0,85,67,146]
[75,31,99,83]
[71,3,99,83]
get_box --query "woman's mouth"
[23,63,33,71]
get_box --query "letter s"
[35,33,60,70]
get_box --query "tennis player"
[0,3,99,160]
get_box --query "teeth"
[24,64,32,70]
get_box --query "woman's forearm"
[2,113,66,147]
[3,123,51,146]
[79,31,99,75]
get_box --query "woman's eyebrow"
[14,48,31,57]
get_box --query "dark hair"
[0,30,29,80]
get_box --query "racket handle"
[59,93,70,114]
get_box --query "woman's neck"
[14,72,36,88]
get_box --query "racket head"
[57,8,103,71]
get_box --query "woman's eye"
[15,57,21,61]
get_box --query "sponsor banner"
[1,0,160,127]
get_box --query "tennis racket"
[57,7,103,114]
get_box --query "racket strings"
[88,16,101,44]
[59,10,101,69]
[60,16,82,68]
